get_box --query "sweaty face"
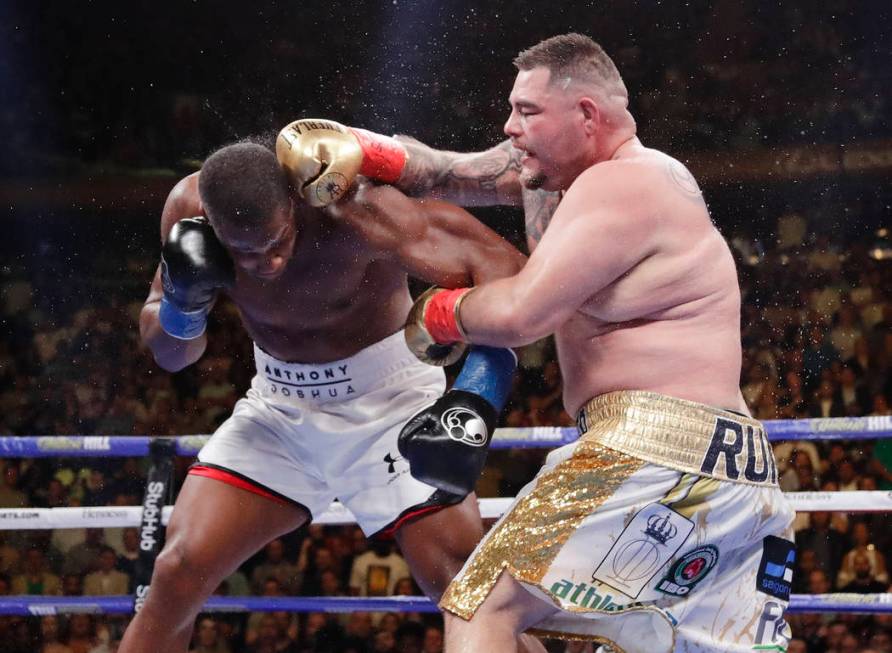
[213,199,297,280]
[504,67,594,192]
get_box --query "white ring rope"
[2,491,889,531]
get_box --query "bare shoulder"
[566,149,705,220]
[160,172,203,239]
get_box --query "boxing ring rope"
[2,414,891,458]
[2,593,890,617]
[1,417,891,617]
[1,491,891,532]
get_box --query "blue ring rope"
[1,415,891,457]
[0,593,888,616]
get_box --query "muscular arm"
[457,165,657,347]
[395,137,524,207]
[139,174,208,372]
[328,183,526,287]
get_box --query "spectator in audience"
[116,528,140,581]
[834,367,870,416]
[190,616,231,653]
[40,615,73,653]
[809,379,845,418]
[839,551,889,594]
[245,578,286,646]
[395,621,425,653]
[12,546,61,595]
[83,545,129,595]
[421,625,443,653]
[250,539,301,596]
[349,540,410,597]
[0,462,28,508]
[796,512,847,577]
[0,531,21,575]
[62,574,83,596]
[62,529,105,577]
[64,614,98,653]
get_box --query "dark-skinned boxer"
[120,127,544,653]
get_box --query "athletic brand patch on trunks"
[591,503,693,599]
[549,578,640,612]
[655,544,719,597]
[755,536,795,601]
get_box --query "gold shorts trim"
[439,442,643,619]
[577,391,777,487]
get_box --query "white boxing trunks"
[441,391,796,653]
[192,330,450,535]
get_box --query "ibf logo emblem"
[656,545,719,597]
[700,417,777,484]
[440,408,488,447]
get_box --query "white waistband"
[252,330,421,406]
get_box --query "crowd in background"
[2,0,892,651]
[3,1,888,177]
[0,213,891,652]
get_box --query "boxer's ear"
[578,97,600,134]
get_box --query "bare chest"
[225,228,410,361]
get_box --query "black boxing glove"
[158,217,235,340]
[398,390,498,497]
[398,346,516,496]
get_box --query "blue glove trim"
[452,346,517,411]
[158,297,209,340]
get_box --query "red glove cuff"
[424,288,471,344]
[349,128,407,183]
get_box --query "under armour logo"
[160,259,174,294]
[440,408,488,447]
[383,452,403,474]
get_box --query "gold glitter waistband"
[576,391,777,486]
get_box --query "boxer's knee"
[151,540,217,599]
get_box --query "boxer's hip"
[575,390,777,487]
[250,329,439,409]
[441,391,794,652]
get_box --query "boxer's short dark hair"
[199,137,290,228]
[514,33,623,91]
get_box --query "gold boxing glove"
[404,287,472,366]
[276,119,407,207]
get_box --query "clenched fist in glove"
[158,217,235,340]
[398,346,516,496]
[276,119,407,207]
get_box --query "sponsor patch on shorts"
[755,536,795,601]
[655,544,719,597]
[591,503,693,599]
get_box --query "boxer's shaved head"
[199,139,290,229]
[514,33,627,103]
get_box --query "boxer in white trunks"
[120,133,544,653]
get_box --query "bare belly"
[230,266,414,364]
[557,316,743,417]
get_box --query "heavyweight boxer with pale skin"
[295,33,795,653]
[121,133,544,653]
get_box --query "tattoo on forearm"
[665,159,703,203]
[524,190,562,244]
[398,139,521,203]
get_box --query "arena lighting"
[869,227,892,260]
